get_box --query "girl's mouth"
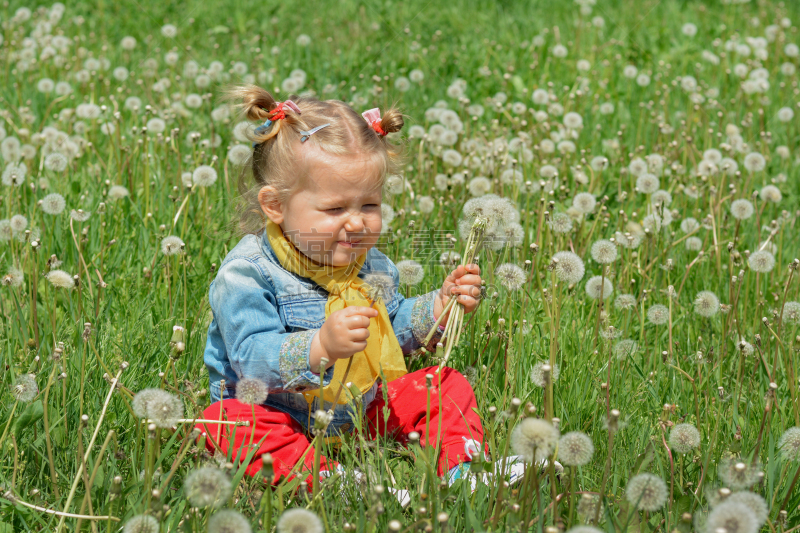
[337,240,361,248]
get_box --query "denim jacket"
[204,230,443,437]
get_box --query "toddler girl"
[196,86,514,500]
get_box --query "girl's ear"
[258,186,284,224]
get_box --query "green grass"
[1,0,800,531]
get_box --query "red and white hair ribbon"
[362,108,387,136]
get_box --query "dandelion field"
[2,0,800,531]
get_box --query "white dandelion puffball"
[585,275,613,300]
[468,177,491,197]
[635,173,660,194]
[558,432,594,466]
[228,145,251,166]
[682,22,698,37]
[122,515,159,533]
[778,427,800,461]
[706,501,758,533]
[530,361,559,388]
[552,44,568,58]
[235,378,269,405]
[694,291,720,317]
[161,24,178,38]
[777,107,794,122]
[759,184,782,203]
[680,217,699,233]
[552,251,585,284]
[11,374,38,403]
[417,196,435,214]
[783,302,800,325]
[41,193,66,215]
[613,339,638,359]
[625,473,667,511]
[511,417,559,464]
[495,263,526,291]
[743,152,766,172]
[396,260,424,286]
[590,240,617,264]
[669,423,701,454]
[563,112,583,129]
[161,236,184,256]
[276,509,323,533]
[722,492,768,528]
[108,185,130,200]
[647,304,669,325]
[572,192,596,214]
[192,165,218,187]
[614,294,637,310]
[183,467,232,509]
[730,199,754,220]
[623,65,638,78]
[548,212,573,234]
[748,250,775,273]
[208,510,252,533]
[46,270,75,289]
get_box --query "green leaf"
[632,441,655,474]
[71,180,81,195]
[0,522,13,533]
[14,400,43,440]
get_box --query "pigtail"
[378,107,405,135]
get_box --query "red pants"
[195,366,485,485]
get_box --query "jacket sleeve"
[209,257,334,394]
[383,259,444,355]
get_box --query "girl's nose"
[344,212,365,233]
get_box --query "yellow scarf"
[266,221,407,405]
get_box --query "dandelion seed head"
[0,220,12,241]
[2,267,24,288]
[235,378,269,405]
[613,339,638,360]
[192,165,218,187]
[585,275,613,300]
[722,492,768,527]
[694,291,720,317]
[184,467,232,509]
[136,388,183,428]
[647,304,669,325]
[548,212,573,234]
[718,456,761,490]
[668,423,701,454]
[468,177,492,197]
[132,388,162,419]
[495,263,526,291]
[685,237,703,251]
[759,184,782,203]
[44,153,68,172]
[707,500,758,533]
[530,361,559,388]
[743,152,766,172]
[123,515,160,533]
[228,145,251,167]
[46,269,75,289]
[418,196,435,214]
[276,508,323,533]
[161,236,184,256]
[778,427,800,461]
[650,189,672,207]
[748,250,775,273]
[511,417,559,463]
[558,432,594,466]
[625,473,668,511]
[730,199,755,220]
[636,173,660,194]
[2,163,27,186]
[70,209,91,222]
[11,374,38,403]
[208,509,252,533]
[590,239,618,264]
[552,251,585,284]
[614,294,637,310]
[362,273,395,302]
[10,214,28,233]
[782,302,800,325]
[628,157,647,176]
[108,185,130,200]
[396,260,424,286]
[572,192,597,214]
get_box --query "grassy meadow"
[1,0,800,531]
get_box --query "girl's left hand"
[434,264,482,321]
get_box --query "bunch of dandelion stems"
[424,216,489,372]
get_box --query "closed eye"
[325,207,343,213]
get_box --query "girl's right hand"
[318,306,378,362]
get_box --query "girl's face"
[260,147,384,267]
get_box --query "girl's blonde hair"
[225,85,406,234]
